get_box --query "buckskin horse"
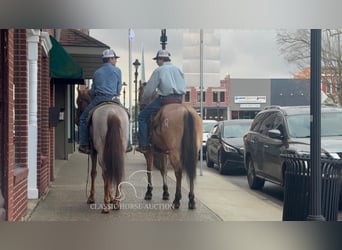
[138,83,202,209]
[75,87,129,213]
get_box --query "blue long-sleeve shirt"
[142,62,186,103]
[89,63,122,97]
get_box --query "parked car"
[200,120,217,159]
[206,119,253,174]
[243,105,342,205]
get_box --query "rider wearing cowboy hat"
[136,49,186,153]
[79,49,132,154]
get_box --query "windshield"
[286,112,342,138]
[224,123,251,138]
[203,122,216,133]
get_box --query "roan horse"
[75,88,129,213]
[138,83,202,209]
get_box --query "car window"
[251,112,267,132]
[203,122,216,133]
[258,112,279,135]
[287,115,310,138]
[287,111,342,138]
[321,112,342,136]
[272,112,285,135]
[224,123,251,138]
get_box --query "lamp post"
[160,29,167,49]
[216,101,220,121]
[133,59,141,144]
[122,82,127,107]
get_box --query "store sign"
[240,103,261,108]
[234,96,266,104]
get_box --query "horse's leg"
[144,150,154,200]
[188,177,196,209]
[112,183,120,210]
[101,171,111,213]
[169,153,182,209]
[159,154,169,200]
[87,153,97,204]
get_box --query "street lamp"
[216,101,220,121]
[160,29,167,49]
[133,59,141,144]
[122,82,127,107]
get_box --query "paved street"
[27,150,283,221]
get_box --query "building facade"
[0,29,54,221]
[183,74,311,121]
[0,29,109,221]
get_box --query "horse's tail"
[181,110,197,180]
[103,114,124,184]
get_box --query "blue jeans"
[138,95,181,146]
[79,95,114,146]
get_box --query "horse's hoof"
[188,201,196,209]
[113,205,120,210]
[144,193,152,200]
[112,199,120,210]
[101,207,110,214]
[162,192,169,200]
[171,202,180,209]
[87,198,95,204]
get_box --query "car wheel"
[246,156,265,190]
[218,150,226,175]
[206,151,214,168]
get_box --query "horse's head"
[75,87,92,126]
[138,82,158,110]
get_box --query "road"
[201,160,342,221]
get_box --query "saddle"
[86,99,130,126]
[147,99,182,153]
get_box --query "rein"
[85,154,90,199]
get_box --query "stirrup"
[135,145,150,153]
[126,144,133,153]
[78,145,91,154]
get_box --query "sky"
[89,29,301,87]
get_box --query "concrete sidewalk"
[27,150,282,221]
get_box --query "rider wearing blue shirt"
[78,49,131,154]
[136,49,186,153]
[90,62,122,97]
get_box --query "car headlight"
[222,143,238,153]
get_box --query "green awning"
[49,35,84,84]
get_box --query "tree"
[276,29,342,104]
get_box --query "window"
[197,91,206,102]
[213,92,218,102]
[185,91,190,102]
[258,111,284,135]
[220,91,225,102]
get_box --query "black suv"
[243,105,342,193]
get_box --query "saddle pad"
[160,98,182,106]
[86,101,120,124]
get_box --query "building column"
[27,29,40,199]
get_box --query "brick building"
[0,29,53,221]
[0,29,108,221]
[184,75,230,120]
